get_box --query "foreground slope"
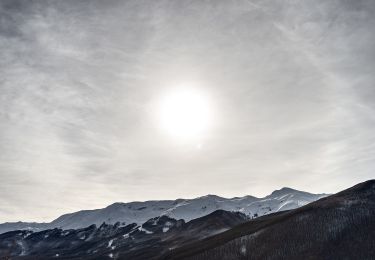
[0,188,326,233]
[163,180,375,260]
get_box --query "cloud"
[0,0,374,222]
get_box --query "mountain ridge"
[162,179,375,260]
[0,187,327,234]
[0,209,249,259]
[0,180,372,260]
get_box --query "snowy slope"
[0,188,327,233]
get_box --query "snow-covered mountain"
[0,188,327,234]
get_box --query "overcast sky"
[1,0,374,222]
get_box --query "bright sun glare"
[159,88,211,140]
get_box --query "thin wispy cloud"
[0,0,374,222]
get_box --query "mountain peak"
[270,187,299,196]
[196,194,225,200]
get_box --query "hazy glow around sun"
[158,88,212,140]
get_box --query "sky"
[0,0,374,222]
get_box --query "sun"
[158,88,212,140]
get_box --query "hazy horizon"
[1,0,375,223]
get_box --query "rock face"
[163,180,375,260]
[0,187,327,234]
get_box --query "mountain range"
[1,181,374,259]
[0,210,248,259]
[0,187,326,234]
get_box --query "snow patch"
[139,226,153,234]
[162,227,169,233]
[240,245,246,255]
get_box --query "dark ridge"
[162,179,375,260]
